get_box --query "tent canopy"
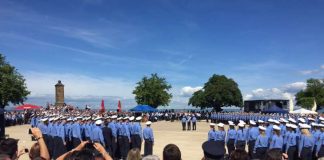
[130,105,158,112]
[261,105,288,114]
[290,108,318,114]
[15,104,41,110]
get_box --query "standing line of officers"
[31,115,154,160]
[207,117,324,160]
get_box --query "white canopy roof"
[290,108,318,114]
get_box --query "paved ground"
[5,121,228,160]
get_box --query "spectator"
[29,128,50,160]
[264,149,287,160]
[229,149,249,160]
[0,138,26,160]
[202,141,225,160]
[127,148,141,160]
[163,144,181,160]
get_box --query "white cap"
[308,117,315,121]
[259,126,266,131]
[146,121,152,125]
[258,120,264,123]
[268,119,274,122]
[210,123,216,126]
[319,117,324,121]
[40,118,48,122]
[217,123,224,127]
[250,120,256,125]
[67,118,72,121]
[298,118,306,123]
[288,118,297,123]
[290,124,297,129]
[111,115,118,119]
[238,123,245,127]
[311,122,318,126]
[239,120,246,124]
[117,117,122,120]
[124,117,129,120]
[273,125,281,131]
[49,118,54,122]
[286,123,292,128]
[129,116,135,121]
[300,123,311,129]
[273,120,280,125]
[318,124,324,128]
[136,117,142,121]
[95,120,103,125]
[228,121,234,126]
[95,117,102,121]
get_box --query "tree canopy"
[0,54,30,108]
[188,74,243,112]
[133,73,172,108]
[295,78,324,109]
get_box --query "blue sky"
[0,0,323,109]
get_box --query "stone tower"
[55,80,65,106]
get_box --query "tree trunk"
[0,107,5,139]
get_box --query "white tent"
[290,108,318,114]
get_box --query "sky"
[0,0,323,109]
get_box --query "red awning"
[15,104,41,110]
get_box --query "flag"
[118,100,122,112]
[100,99,105,112]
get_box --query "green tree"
[188,74,243,112]
[133,73,172,108]
[0,54,30,138]
[295,78,324,109]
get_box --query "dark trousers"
[312,145,317,160]
[65,137,72,151]
[118,136,129,159]
[144,140,153,156]
[72,137,81,148]
[227,139,235,155]
[318,145,324,158]
[53,136,66,159]
[131,135,142,150]
[248,140,256,158]
[287,146,297,160]
[187,122,191,130]
[236,140,246,150]
[47,136,54,158]
[301,147,312,160]
[111,138,117,159]
[255,147,267,160]
[192,122,196,130]
[182,122,186,131]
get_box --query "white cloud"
[244,81,306,100]
[300,65,324,75]
[24,71,135,98]
[180,86,203,97]
[321,65,324,70]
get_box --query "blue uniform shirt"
[269,134,283,149]
[248,127,259,141]
[143,127,154,142]
[72,123,82,141]
[285,132,298,153]
[254,135,269,152]
[298,135,315,156]
[108,121,117,138]
[208,130,216,141]
[226,129,237,143]
[92,125,105,145]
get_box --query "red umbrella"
[118,100,122,112]
[15,104,41,110]
[100,99,105,112]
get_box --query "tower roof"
[55,80,64,86]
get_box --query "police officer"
[215,123,225,146]
[102,117,113,157]
[235,122,247,150]
[208,123,216,141]
[143,121,154,156]
[298,124,314,160]
[71,117,82,148]
[285,124,298,160]
[187,114,191,131]
[253,126,269,160]
[247,120,259,158]
[270,125,283,151]
[108,115,118,158]
[316,124,324,158]
[132,116,143,150]
[119,117,131,159]
[181,115,186,131]
[192,115,197,131]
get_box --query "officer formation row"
[31,114,154,160]
[207,116,324,160]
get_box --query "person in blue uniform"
[235,123,247,150]
[53,117,67,159]
[119,117,131,159]
[247,120,259,158]
[316,124,324,158]
[215,123,225,146]
[187,114,191,131]
[71,117,82,148]
[299,124,315,160]
[311,123,321,160]
[143,121,154,156]
[181,115,186,131]
[253,126,269,160]
[285,124,298,160]
[269,125,283,151]
[108,115,118,159]
[132,116,143,151]
[192,115,197,131]
[92,119,105,145]
[102,117,113,157]
[208,123,216,141]
[64,118,73,151]
[226,121,236,155]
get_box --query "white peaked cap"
[273,125,281,131]
[250,120,256,125]
[319,117,324,121]
[129,116,135,121]
[228,121,234,126]
[308,117,315,121]
[111,115,118,119]
[210,123,216,126]
[117,117,122,120]
[290,124,297,129]
[217,123,224,127]
[95,120,103,125]
[288,118,297,123]
[259,126,266,131]
[124,117,129,120]
[258,120,264,123]
[318,124,324,128]
[136,117,142,121]
[298,118,306,123]
[40,118,48,122]
[268,119,274,122]
[238,123,245,127]
[273,120,280,124]
[146,121,152,125]
[286,123,292,128]
[300,123,311,129]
